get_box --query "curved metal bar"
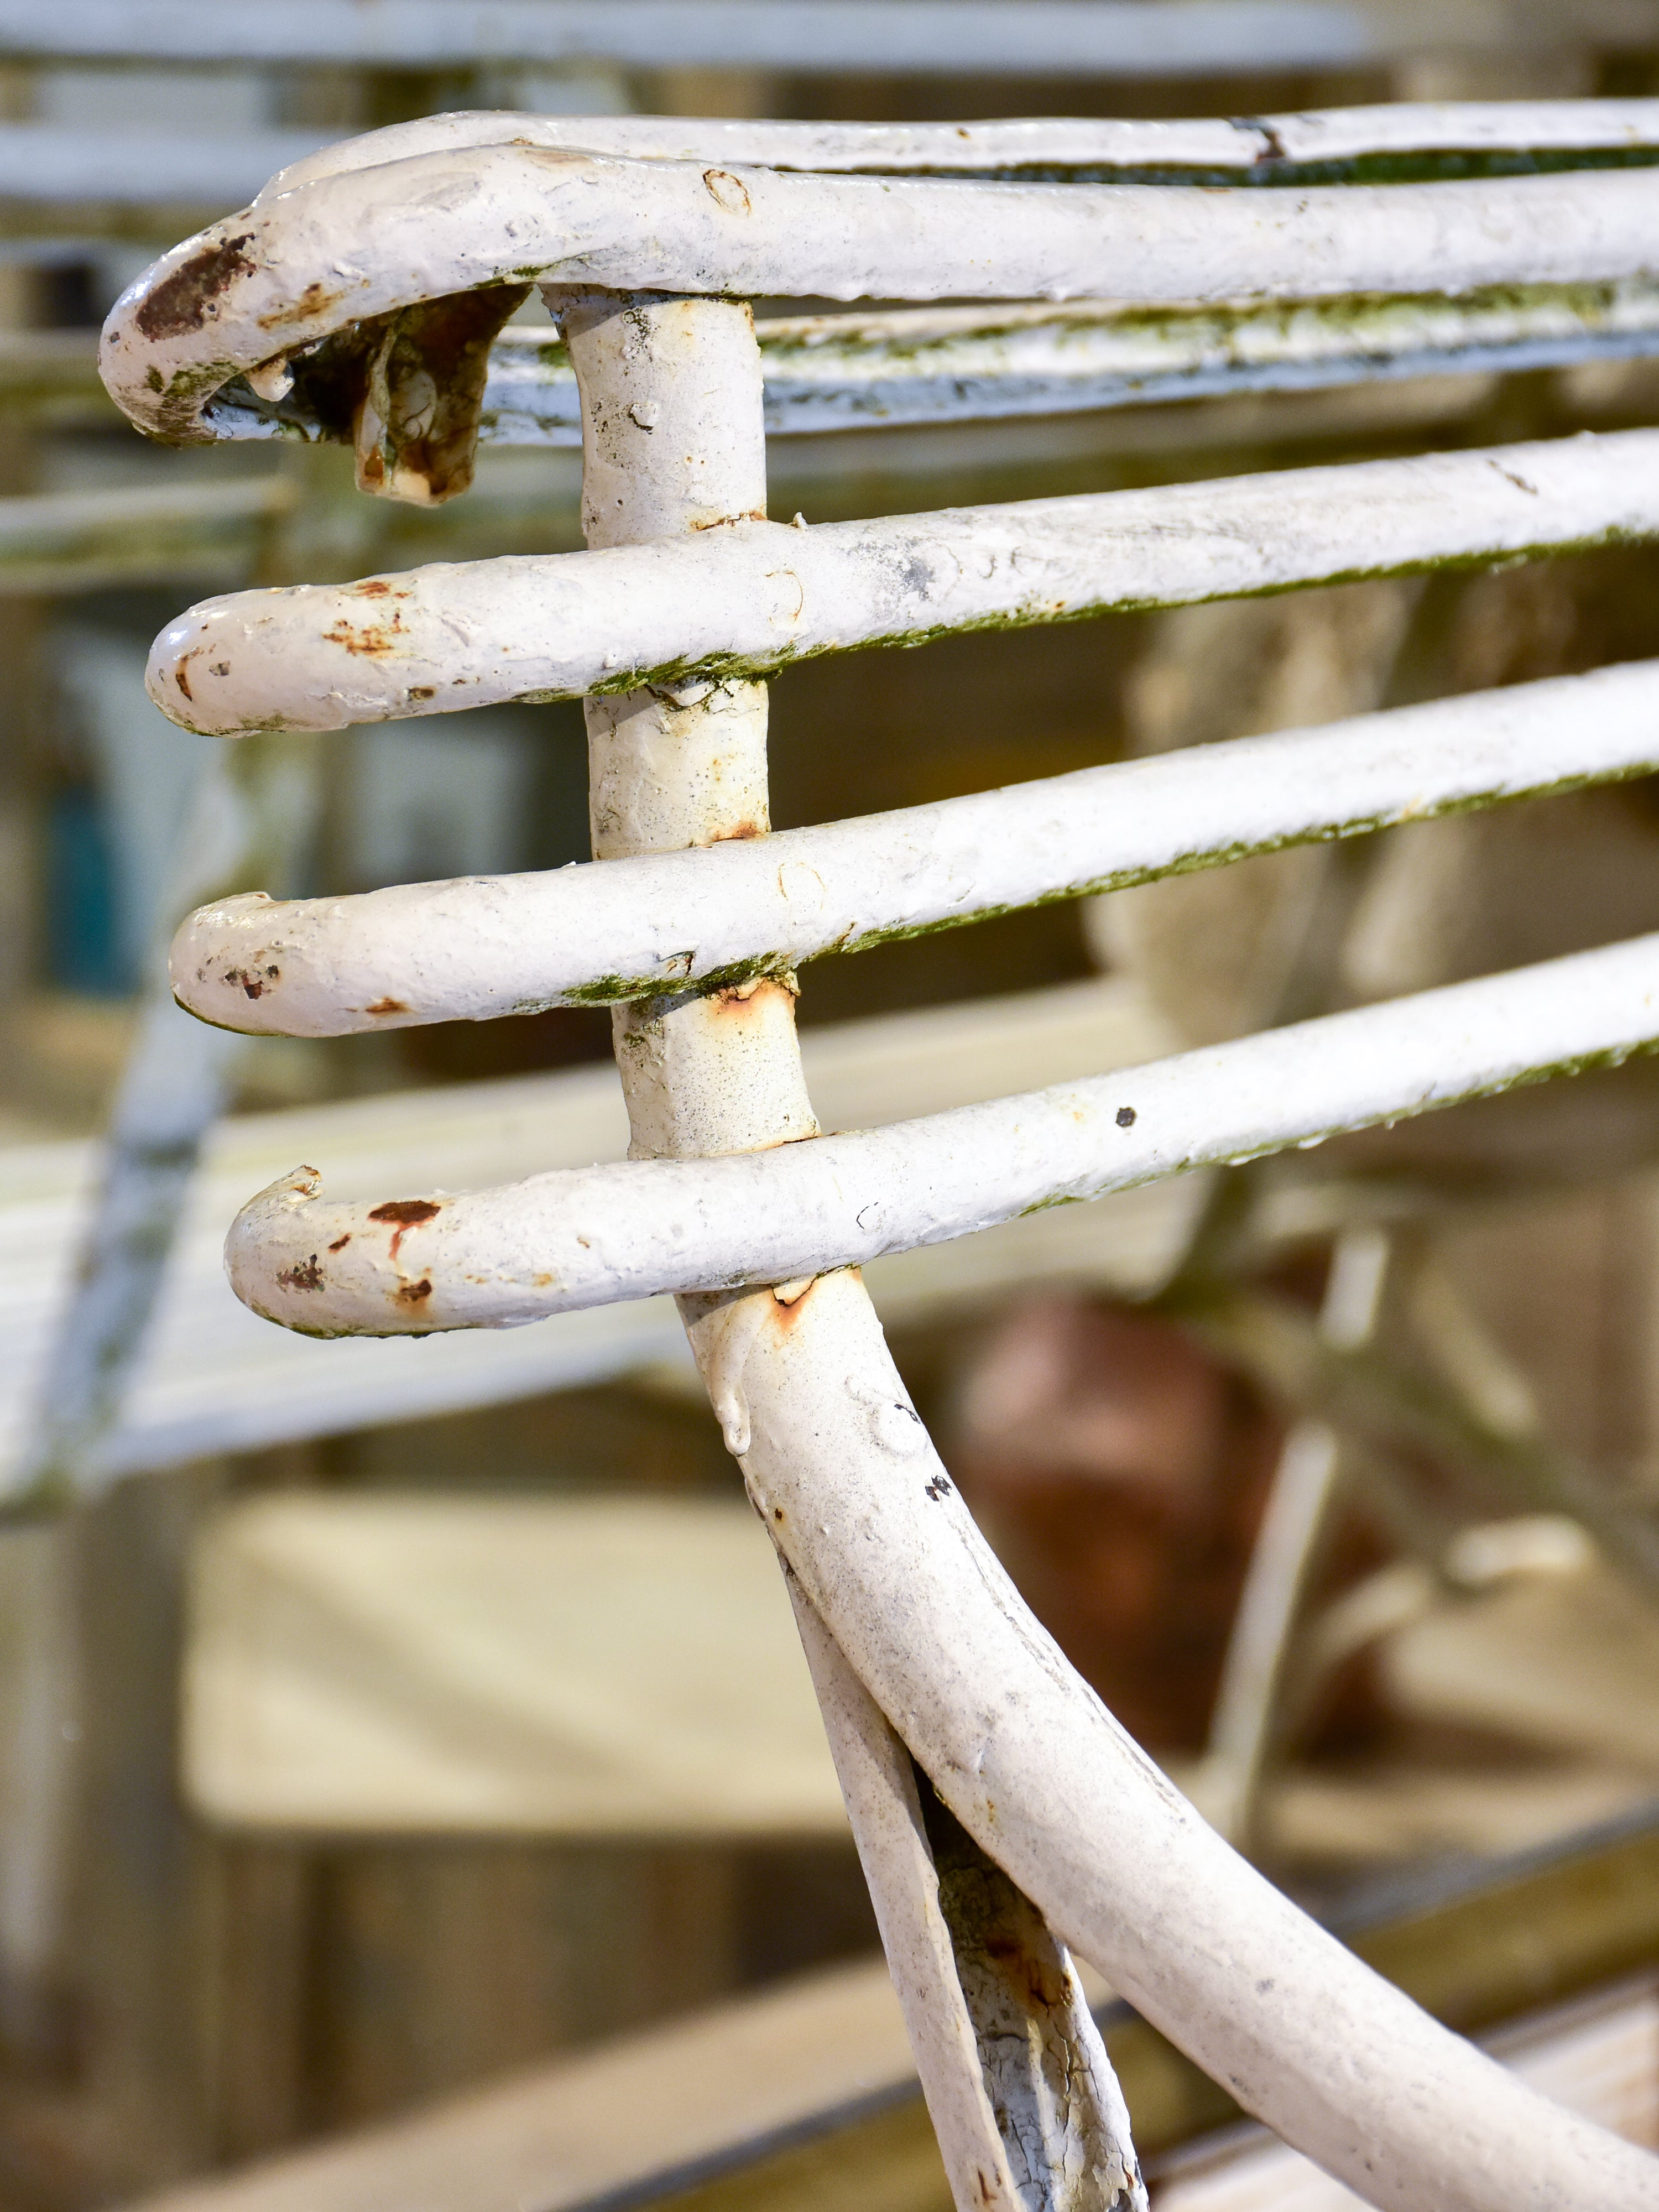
[223,932,1659,1336]
[100,140,1659,446]
[143,429,1659,736]
[109,108,1659,2210]
[249,101,1659,195]
[169,655,1659,1034]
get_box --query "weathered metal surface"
[12,287,1637,445]
[0,979,1194,1499]
[170,657,1659,1034]
[551,281,1144,2212]
[221,932,1659,1340]
[100,139,1659,446]
[242,101,1659,186]
[479,284,1659,444]
[105,102,1659,2212]
[142,431,1659,735]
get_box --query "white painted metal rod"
[734,1269,1659,2212]
[100,147,1659,444]
[20,100,1659,245]
[171,656,1659,1037]
[145,428,1659,738]
[473,282,1659,447]
[256,102,1659,195]
[223,931,1659,1337]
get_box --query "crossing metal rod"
[550,281,1143,2212]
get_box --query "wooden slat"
[113,1807,1659,2212]
[182,1495,847,1837]
[124,1955,924,2212]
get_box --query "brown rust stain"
[276,1255,325,1293]
[354,282,533,507]
[174,655,196,701]
[395,1277,433,1306]
[710,976,795,1022]
[712,820,763,842]
[766,1275,823,1334]
[351,579,401,598]
[368,1196,443,1262]
[327,1234,352,1253]
[980,1930,1068,2012]
[703,169,752,216]
[225,963,280,1000]
[321,611,409,658]
[365,997,410,1016]
[257,278,348,333]
[134,233,258,340]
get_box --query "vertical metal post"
[550,284,1145,2212]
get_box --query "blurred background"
[3,4,1659,2208]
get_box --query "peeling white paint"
[145,430,1659,737]
[170,657,1659,1034]
[225,932,1659,1335]
[101,105,1659,2211]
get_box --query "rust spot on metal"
[711,975,793,1021]
[407,686,435,701]
[257,277,347,333]
[327,1234,352,1252]
[768,1275,822,1332]
[703,169,752,216]
[352,579,398,598]
[395,1277,433,1305]
[365,997,410,1016]
[276,1255,325,1292]
[225,963,280,1000]
[174,655,196,701]
[134,233,257,340]
[714,820,764,842]
[368,1199,442,1226]
[321,612,408,657]
[368,1196,442,1261]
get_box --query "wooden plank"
[182,1496,846,1837]
[122,1955,924,2212]
[112,1806,1659,2212]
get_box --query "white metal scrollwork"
[101,107,1659,2211]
